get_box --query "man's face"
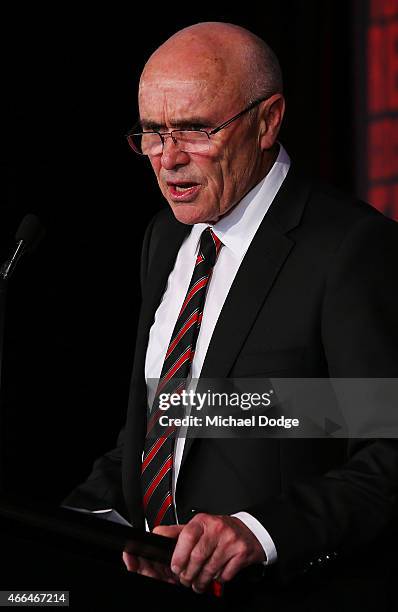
[138,75,266,225]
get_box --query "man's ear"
[258,94,285,150]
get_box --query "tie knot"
[199,227,222,268]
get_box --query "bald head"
[140,22,282,108]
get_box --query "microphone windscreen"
[15,214,46,252]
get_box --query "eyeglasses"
[126,97,267,156]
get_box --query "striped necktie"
[141,227,222,529]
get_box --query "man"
[64,22,398,607]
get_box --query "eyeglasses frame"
[126,96,269,156]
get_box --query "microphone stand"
[0,240,28,391]
[0,274,7,492]
[0,215,45,494]
[0,245,25,492]
[0,276,6,385]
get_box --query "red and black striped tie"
[141,227,222,529]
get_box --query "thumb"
[122,551,139,572]
[152,524,185,538]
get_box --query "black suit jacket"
[64,165,398,591]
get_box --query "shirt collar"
[189,143,291,259]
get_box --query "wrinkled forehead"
[138,75,240,123]
[140,78,215,109]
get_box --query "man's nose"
[160,136,190,170]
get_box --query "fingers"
[152,524,184,538]
[123,552,179,584]
[136,558,178,584]
[122,551,139,572]
[170,516,205,575]
[123,523,184,585]
[192,538,248,591]
[189,543,234,593]
[218,555,247,583]
[179,538,216,588]
[177,516,228,588]
[188,521,240,593]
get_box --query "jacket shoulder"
[290,173,397,255]
[304,177,392,231]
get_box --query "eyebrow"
[139,117,214,131]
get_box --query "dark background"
[2,2,356,504]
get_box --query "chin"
[168,202,213,225]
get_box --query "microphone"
[0,214,46,281]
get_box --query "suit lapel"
[203,165,310,379]
[180,166,311,469]
[200,225,294,379]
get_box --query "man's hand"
[123,524,183,585]
[123,514,265,594]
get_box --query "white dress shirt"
[145,144,291,564]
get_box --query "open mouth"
[167,181,202,201]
